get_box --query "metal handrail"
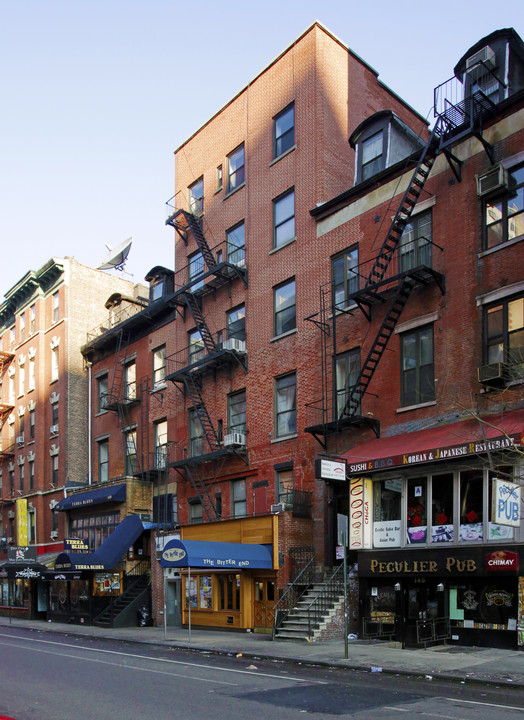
[272,555,317,639]
[305,564,346,638]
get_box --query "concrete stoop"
[274,585,346,643]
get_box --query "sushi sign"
[492,478,521,527]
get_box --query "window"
[274,279,296,336]
[19,414,25,439]
[29,408,35,440]
[406,477,427,544]
[189,499,203,524]
[373,479,401,548]
[273,189,295,248]
[98,439,109,483]
[275,372,297,438]
[30,305,36,334]
[150,278,164,301]
[124,361,136,401]
[19,464,24,493]
[189,408,205,457]
[401,326,434,406]
[28,357,35,391]
[485,165,524,248]
[400,210,433,271]
[332,247,359,309]
[274,103,295,158]
[185,574,212,609]
[216,165,223,190]
[51,347,59,381]
[189,177,204,215]
[188,328,205,365]
[9,469,14,495]
[485,295,524,374]
[188,251,204,291]
[124,429,137,475]
[51,403,59,427]
[459,470,483,541]
[226,305,246,341]
[29,460,35,491]
[231,479,246,517]
[18,363,24,396]
[71,513,120,552]
[361,130,384,181]
[52,291,59,323]
[335,349,361,418]
[228,390,246,433]
[226,221,245,266]
[152,346,166,388]
[227,145,245,193]
[218,573,240,610]
[431,472,454,543]
[9,326,15,347]
[277,467,293,503]
[19,314,25,342]
[154,420,168,470]
[52,455,59,485]
[97,374,109,411]
[8,374,15,404]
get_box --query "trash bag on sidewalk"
[137,605,152,627]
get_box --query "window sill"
[396,400,436,414]
[270,328,297,342]
[49,378,59,385]
[223,182,245,200]
[151,383,167,393]
[95,410,108,417]
[270,145,296,166]
[269,237,296,255]
[478,233,524,257]
[271,433,298,444]
[214,186,223,195]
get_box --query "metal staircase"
[185,465,219,522]
[182,374,221,454]
[183,293,218,354]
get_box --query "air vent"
[223,432,246,448]
[476,165,511,198]
[477,363,509,387]
[466,45,496,72]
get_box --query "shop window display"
[431,473,454,543]
[460,470,484,541]
[373,479,401,547]
[406,477,427,544]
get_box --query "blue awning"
[54,514,144,570]
[55,483,127,511]
[160,539,273,569]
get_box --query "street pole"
[188,566,192,643]
[343,531,348,659]
[163,573,167,640]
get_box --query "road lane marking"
[0,633,324,684]
[444,697,524,712]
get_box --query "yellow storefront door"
[253,577,277,633]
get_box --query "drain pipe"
[87,361,92,485]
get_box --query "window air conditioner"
[476,165,512,198]
[16,435,24,445]
[271,503,287,514]
[8,510,15,519]
[50,424,59,434]
[466,45,496,74]
[50,530,59,540]
[234,258,246,268]
[7,537,14,544]
[222,338,246,353]
[477,362,509,387]
[223,432,246,448]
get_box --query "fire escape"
[165,207,248,522]
[0,350,15,464]
[306,61,502,449]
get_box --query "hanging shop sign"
[315,458,346,481]
[349,477,372,549]
[486,550,518,572]
[64,538,90,553]
[16,498,28,546]
[491,478,521,527]
[7,546,37,563]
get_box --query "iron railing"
[362,614,396,640]
[416,616,451,647]
[272,555,317,639]
[92,559,150,626]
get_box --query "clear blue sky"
[1,0,522,299]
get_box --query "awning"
[55,483,127,511]
[0,561,48,580]
[342,409,524,475]
[54,514,144,570]
[42,570,83,581]
[160,539,273,569]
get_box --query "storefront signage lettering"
[15,567,41,579]
[349,478,372,549]
[8,546,37,563]
[369,557,478,574]
[64,538,89,553]
[348,433,521,475]
[486,591,513,607]
[162,547,187,563]
[315,458,346,481]
[486,550,518,572]
[492,478,521,527]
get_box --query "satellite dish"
[97,238,132,271]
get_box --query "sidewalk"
[1,616,524,689]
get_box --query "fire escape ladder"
[342,276,417,418]
[182,374,221,453]
[185,465,219,522]
[183,292,218,354]
[366,123,443,289]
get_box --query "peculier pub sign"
[360,547,519,577]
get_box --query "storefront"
[0,549,47,620]
[338,410,524,649]
[159,516,278,632]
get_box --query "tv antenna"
[97,238,132,272]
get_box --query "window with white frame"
[97,374,109,411]
[189,177,204,215]
[226,305,245,341]
[52,292,59,323]
[274,279,296,336]
[227,145,245,193]
[98,439,109,483]
[28,357,35,391]
[400,210,433,271]
[124,361,136,401]
[228,390,246,434]
[273,189,295,248]
[484,164,524,249]
[51,347,59,381]
[484,294,524,375]
[226,221,245,265]
[124,429,137,475]
[188,328,205,365]
[335,349,361,418]
[188,251,204,291]
[29,305,36,334]
[274,372,297,438]
[400,325,434,406]
[152,346,166,388]
[154,419,168,469]
[332,246,359,309]
[231,479,246,518]
[188,408,205,457]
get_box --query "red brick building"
[0,257,139,617]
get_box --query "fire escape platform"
[305,415,380,446]
[171,261,247,306]
[170,446,247,469]
[103,397,141,412]
[166,348,247,383]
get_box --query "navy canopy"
[54,514,143,570]
[55,483,127,511]
[161,539,273,570]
